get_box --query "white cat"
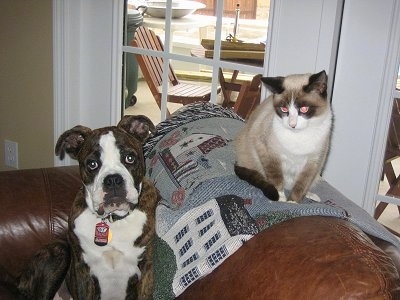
[235,71,333,203]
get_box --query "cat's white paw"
[306,192,321,202]
[278,191,287,202]
[286,200,298,204]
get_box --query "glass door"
[121,0,270,124]
[376,63,400,236]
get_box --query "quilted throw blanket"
[143,103,400,299]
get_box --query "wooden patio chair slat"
[218,67,262,119]
[131,26,216,116]
[375,98,400,219]
[168,84,211,97]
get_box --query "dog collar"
[102,212,130,223]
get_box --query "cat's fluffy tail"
[234,164,279,201]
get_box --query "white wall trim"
[323,0,400,213]
[263,0,281,77]
[264,0,342,78]
[53,0,122,167]
[363,0,400,214]
[53,0,77,166]
[110,0,124,125]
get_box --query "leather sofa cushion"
[0,166,79,278]
[179,216,400,299]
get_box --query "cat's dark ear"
[261,76,285,94]
[305,70,327,97]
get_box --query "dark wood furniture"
[218,68,262,119]
[190,45,263,119]
[375,98,400,223]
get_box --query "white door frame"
[323,0,400,215]
[53,0,123,166]
[53,0,79,166]
[363,1,400,214]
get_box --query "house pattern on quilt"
[161,195,258,296]
[158,133,227,188]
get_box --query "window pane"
[122,0,270,124]
[376,63,400,234]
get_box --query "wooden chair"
[375,98,400,219]
[131,26,215,115]
[219,68,262,119]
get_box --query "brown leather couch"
[0,166,399,299]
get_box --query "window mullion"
[159,0,174,121]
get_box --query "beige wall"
[0,0,54,170]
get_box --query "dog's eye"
[87,160,99,171]
[125,154,135,165]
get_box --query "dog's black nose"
[104,174,124,188]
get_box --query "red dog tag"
[94,221,109,246]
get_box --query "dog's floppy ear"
[55,125,92,160]
[118,115,156,143]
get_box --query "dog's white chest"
[74,208,147,299]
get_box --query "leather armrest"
[179,216,400,299]
[0,166,79,278]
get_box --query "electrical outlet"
[4,140,18,169]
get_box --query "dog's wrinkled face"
[79,128,145,218]
[55,115,156,219]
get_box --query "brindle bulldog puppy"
[3,115,159,300]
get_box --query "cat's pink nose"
[289,115,297,128]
